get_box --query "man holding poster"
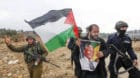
[76,24,109,78]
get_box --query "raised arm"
[5,36,25,52]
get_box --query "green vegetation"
[0,28,17,38]
[0,28,25,42]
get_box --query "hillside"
[0,40,140,78]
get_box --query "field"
[0,40,140,78]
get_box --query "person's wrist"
[6,43,11,46]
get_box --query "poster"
[79,39,100,71]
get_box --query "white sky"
[0,0,140,33]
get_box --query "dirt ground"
[0,40,140,78]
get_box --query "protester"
[69,24,108,78]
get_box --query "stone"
[8,59,19,65]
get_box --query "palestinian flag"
[25,8,79,52]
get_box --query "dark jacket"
[83,37,108,78]
[107,33,137,61]
[70,36,108,78]
[67,37,82,77]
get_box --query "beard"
[90,35,98,40]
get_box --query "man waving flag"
[25,8,79,52]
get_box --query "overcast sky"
[0,0,140,33]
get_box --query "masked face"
[89,26,99,40]
[119,26,128,37]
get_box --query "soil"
[0,41,140,78]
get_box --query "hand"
[133,59,138,66]
[66,38,70,47]
[34,58,41,65]
[96,51,104,58]
[75,38,81,47]
[5,36,11,45]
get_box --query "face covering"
[119,30,126,37]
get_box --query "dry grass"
[133,41,140,51]
[0,41,140,78]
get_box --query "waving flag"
[79,40,100,71]
[25,8,79,52]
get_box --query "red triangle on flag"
[65,10,79,38]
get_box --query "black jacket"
[107,33,137,61]
[70,37,109,78]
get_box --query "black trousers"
[79,71,98,78]
[79,70,107,78]
[109,58,140,78]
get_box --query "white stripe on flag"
[34,17,71,43]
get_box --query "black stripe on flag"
[25,8,72,29]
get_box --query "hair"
[86,24,99,37]
[86,24,99,32]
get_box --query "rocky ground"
[0,40,140,78]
